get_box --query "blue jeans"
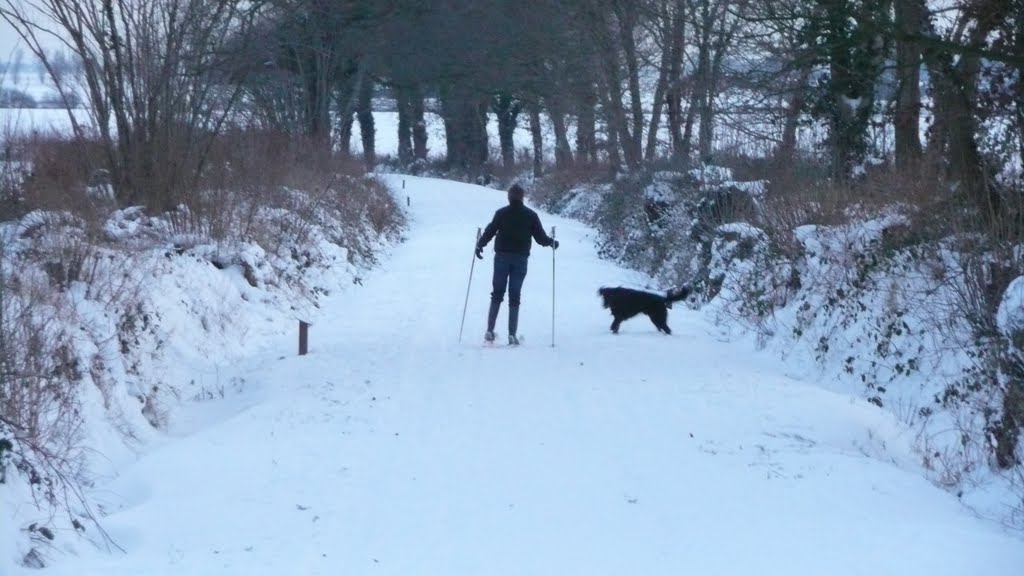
[487,252,528,335]
[491,252,528,306]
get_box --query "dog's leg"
[650,308,672,335]
[610,316,622,334]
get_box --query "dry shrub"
[202,129,365,195]
[172,130,396,241]
[11,131,111,219]
[5,128,405,254]
[221,130,401,250]
[928,195,1024,481]
[528,163,610,210]
[0,241,117,560]
[480,144,535,185]
[755,160,951,250]
[0,277,82,457]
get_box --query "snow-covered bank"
[1,177,404,568]
[530,166,1024,530]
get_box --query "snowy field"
[0,105,548,161]
[5,175,1021,575]
[0,105,805,164]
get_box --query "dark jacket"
[478,201,554,256]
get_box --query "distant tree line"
[0,0,1021,215]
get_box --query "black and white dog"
[597,285,692,335]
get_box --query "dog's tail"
[666,285,692,304]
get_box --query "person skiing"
[475,183,559,345]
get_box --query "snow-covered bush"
[996,276,1024,522]
[531,166,764,295]
[706,222,801,345]
[995,276,1024,470]
[0,223,97,563]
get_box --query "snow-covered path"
[25,176,1024,575]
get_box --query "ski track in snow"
[15,175,1024,576]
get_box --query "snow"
[643,179,676,203]
[717,221,766,239]
[689,164,734,184]
[558,184,608,223]
[997,276,1024,337]
[3,175,1022,575]
[731,179,767,199]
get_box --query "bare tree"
[917,0,1010,209]
[1,0,262,209]
[645,0,686,162]
[612,0,646,167]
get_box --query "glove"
[551,239,560,250]
[475,245,483,259]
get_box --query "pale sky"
[0,12,66,64]
[0,19,26,60]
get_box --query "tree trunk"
[681,0,715,164]
[666,0,686,162]
[777,67,810,163]
[441,86,488,175]
[101,0,136,203]
[919,0,1005,208]
[697,95,714,163]
[590,5,634,170]
[700,6,741,164]
[645,4,675,163]
[680,78,700,162]
[819,0,888,180]
[333,63,363,159]
[597,58,625,173]
[614,0,644,167]
[1017,16,1024,172]
[893,0,923,169]
[548,96,574,169]
[440,88,457,167]
[396,86,413,165]
[411,85,428,160]
[475,98,490,168]
[357,77,375,168]
[603,56,635,168]
[493,94,520,170]
[104,0,129,179]
[338,112,354,157]
[529,101,543,177]
[576,84,597,165]
[303,51,333,151]
[925,56,988,202]
[694,0,716,164]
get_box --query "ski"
[481,334,524,348]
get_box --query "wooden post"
[299,321,310,356]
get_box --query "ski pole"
[551,226,556,348]
[459,228,482,343]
